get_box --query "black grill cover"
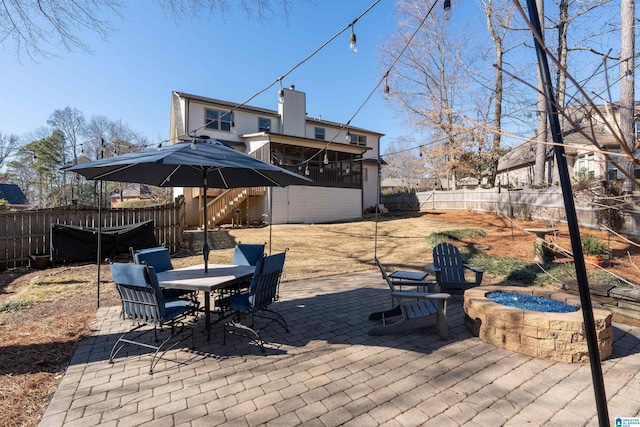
[51,220,158,262]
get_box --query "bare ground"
[1,210,639,426]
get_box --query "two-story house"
[496,103,639,188]
[169,87,383,228]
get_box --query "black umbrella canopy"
[63,139,311,274]
[63,139,311,188]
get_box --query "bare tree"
[0,132,20,170]
[481,0,518,186]
[533,0,548,186]
[382,137,426,191]
[619,0,636,193]
[1,0,297,59]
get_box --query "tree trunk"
[533,0,547,186]
[484,0,503,187]
[620,0,636,193]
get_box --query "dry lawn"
[1,210,639,426]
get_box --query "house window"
[258,117,271,132]
[314,127,325,140]
[205,109,233,132]
[347,133,367,146]
[576,153,595,178]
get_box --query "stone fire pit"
[464,285,613,363]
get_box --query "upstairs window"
[258,117,272,132]
[205,109,233,132]
[315,127,325,140]
[347,133,367,146]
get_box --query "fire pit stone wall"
[464,285,613,363]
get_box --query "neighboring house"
[0,183,29,210]
[110,184,152,208]
[496,102,640,188]
[170,87,384,226]
[381,177,441,193]
[381,178,419,193]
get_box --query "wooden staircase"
[200,187,266,227]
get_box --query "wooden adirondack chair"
[428,243,484,295]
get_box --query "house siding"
[271,187,362,224]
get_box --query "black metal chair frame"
[223,252,288,352]
[110,263,195,374]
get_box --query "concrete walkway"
[39,271,640,426]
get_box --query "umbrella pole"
[97,180,102,309]
[269,187,273,255]
[203,173,209,273]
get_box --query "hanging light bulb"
[304,164,310,176]
[278,88,285,104]
[345,165,350,174]
[156,142,162,151]
[323,152,329,165]
[298,164,302,171]
[319,165,324,173]
[345,131,351,143]
[383,82,390,100]
[625,69,634,82]
[349,27,358,53]
[443,0,452,20]
[231,120,236,133]
[191,139,197,150]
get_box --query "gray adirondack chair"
[428,243,484,295]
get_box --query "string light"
[323,152,329,165]
[625,69,634,82]
[278,88,285,104]
[345,130,351,143]
[349,26,358,53]
[304,163,310,176]
[443,0,452,20]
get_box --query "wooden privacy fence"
[0,197,185,271]
[381,188,640,238]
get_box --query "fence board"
[0,197,185,271]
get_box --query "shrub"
[0,199,8,211]
[581,235,610,257]
[426,228,486,246]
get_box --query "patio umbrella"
[63,138,311,274]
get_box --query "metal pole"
[97,180,102,309]
[203,171,209,273]
[525,1,609,425]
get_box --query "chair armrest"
[463,264,484,285]
[463,264,483,273]
[427,263,440,273]
[390,280,437,293]
[391,291,450,300]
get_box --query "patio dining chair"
[222,251,288,352]
[109,262,195,374]
[131,246,199,309]
[428,243,484,295]
[229,242,265,292]
[369,257,450,340]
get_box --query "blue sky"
[0,0,494,155]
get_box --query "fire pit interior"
[464,286,613,363]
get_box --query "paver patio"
[39,270,640,426]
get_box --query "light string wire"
[166,0,382,149]
[290,0,440,170]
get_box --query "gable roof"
[0,184,28,205]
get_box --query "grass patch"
[426,228,486,246]
[0,299,33,312]
[466,252,629,287]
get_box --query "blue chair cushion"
[227,291,253,311]
[232,244,265,267]
[134,247,173,273]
